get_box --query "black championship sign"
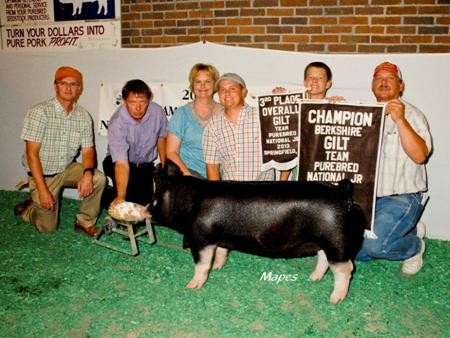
[258,92,305,171]
[298,101,385,230]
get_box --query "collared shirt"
[203,103,274,181]
[168,103,207,177]
[21,97,93,175]
[107,101,168,164]
[377,100,432,197]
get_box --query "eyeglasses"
[56,81,81,88]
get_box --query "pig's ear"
[166,159,183,177]
[338,179,354,196]
[154,163,164,175]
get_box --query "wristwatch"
[83,168,95,175]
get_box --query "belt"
[28,172,57,178]
[130,162,154,168]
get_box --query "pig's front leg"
[186,245,216,289]
[329,260,353,303]
[212,246,229,270]
[309,250,329,281]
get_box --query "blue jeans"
[356,193,424,261]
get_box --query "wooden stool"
[93,215,156,256]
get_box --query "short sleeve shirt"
[107,101,168,164]
[203,103,274,181]
[168,103,207,177]
[20,97,93,175]
[377,100,432,197]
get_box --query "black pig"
[151,161,365,303]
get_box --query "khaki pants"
[21,162,106,233]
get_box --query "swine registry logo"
[53,0,115,21]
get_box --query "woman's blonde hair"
[188,63,220,93]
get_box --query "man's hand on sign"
[385,99,405,123]
[272,86,287,94]
[326,96,346,103]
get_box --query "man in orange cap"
[14,66,106,237]
[356,62,432,275]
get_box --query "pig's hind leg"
[309,249,329,281]
[212,246,229,270]
[329,260,353,303]
[186,245,216,289]
[309,250,353,303]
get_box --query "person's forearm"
[26,142,49,194]
[167,152,191,175]
[279,170,291,181]
[206,164,221,181]
[114,161,130,200]
[396,119,429,164]
[81,146,96,170]
[157,137,167,166]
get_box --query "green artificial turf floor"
[0,190,449,337]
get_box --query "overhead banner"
[297,101,385,230]
[0,0,120,50]
[258,91,306,171]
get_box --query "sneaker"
[402,239,426,275]
[416,221,426,239]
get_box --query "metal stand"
[93,216,156,256]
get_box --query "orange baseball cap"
[373,62,402,80]
[54,66,82,83]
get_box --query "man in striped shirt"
[203,73,274,182]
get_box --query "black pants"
[102,155,154,207]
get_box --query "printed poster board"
[258,91,306,171]
[1,0,120,50]
[298,101,385,230]
[259,97,385,231]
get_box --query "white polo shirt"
[377,100,432,197]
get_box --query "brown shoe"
[14,198,33,216]
[74,219,98,237]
